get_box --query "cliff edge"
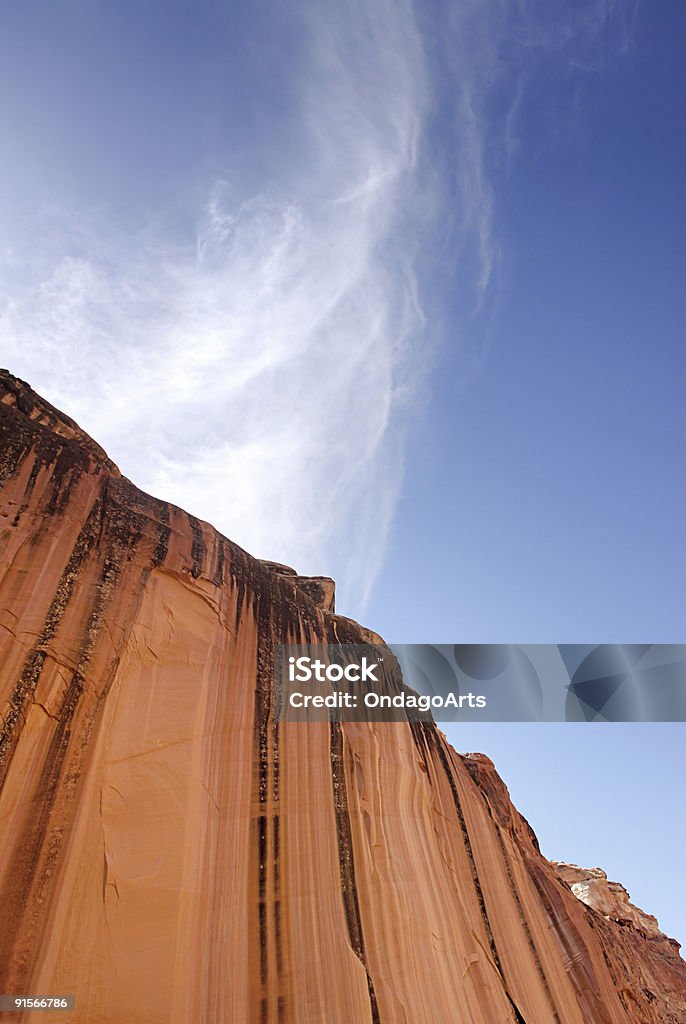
[1,370,684,1023]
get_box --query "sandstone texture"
[1,369,684,1023]
[553,863,665,939]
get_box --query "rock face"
[551,863,685,1024]
[0,369,684,1023]
[553,863,665,939]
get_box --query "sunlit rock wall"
[1,370,684,1023]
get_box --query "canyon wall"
[1,370,684,1023]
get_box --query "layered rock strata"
[0,370,684,1023]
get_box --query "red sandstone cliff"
[0,369,684,1023]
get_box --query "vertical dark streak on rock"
[0,672,84,991]
[587,915,623,990]
[250,561,281,1021]
[330,721,381,1024]
[0,425,29,490]
[426,728,500,966]
[257,816,267,901]
[273,814,282,979]
[272,815,280,892]
[233,552,247,635]
[460,760,562,1024]
[259,900,268,986]
[494,828,562,1024]
[10,446,53,527]
[0,398,105,516]
[519,853,613,1024]
[152,504,171,567]
[213,536,225,588]
[526,860,587,966]
[271,718,279,805]
[274,899,282,977]
[47,448,82,517]
[425,725,528,1024]
[22,452,42,503]
[245,560,330,1020]
[0,478,150,997]
[408,719,430,772]
[187,514,205,579]
[0,495,104,792]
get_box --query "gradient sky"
[1,1,684,948]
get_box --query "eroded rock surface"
[553,863,663,937]
[1,370,684,1023]
[552,862,685,1024]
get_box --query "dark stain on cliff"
[424,725,530,1024]
[0,494,104,792]
[330,721,381,1024]
[461,756,562,1024]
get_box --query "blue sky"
[1,1,684,947]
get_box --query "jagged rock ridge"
[1,370,684,1023]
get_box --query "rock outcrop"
[551,862,685,1024]
[1,369,684,1023]
[553,863,665,939]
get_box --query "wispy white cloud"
[0,0,636,614]
[1,0,428,612]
